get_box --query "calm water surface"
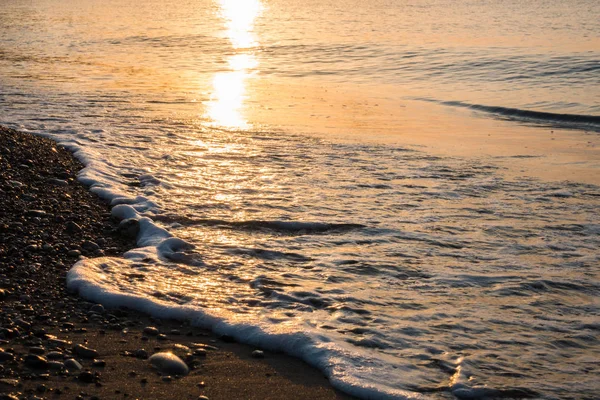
[1,0,599,398]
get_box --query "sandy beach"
[0,126,353,400]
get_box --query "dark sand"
[0,126,354,400]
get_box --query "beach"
[1,0,599,398]
[0,126,352,400]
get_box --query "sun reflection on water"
[205,0,262,129]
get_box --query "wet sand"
[0,126,353,400]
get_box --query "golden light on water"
[205,0,262,129]
[219,0,262,49]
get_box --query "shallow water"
[1,0,599,398]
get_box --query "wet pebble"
[251,350,264,359]
[134,349,149,359]
[64,358,83,372]
[90,304,105,314]
[48,361,65,371]
[65,221,82,233]
[29,346,45,355]
[73,344,99,359]
[82,240,100,251]
[78,370,95,383]
[67,249,81,258]
[92,359,106,368]
[46,351,64,360]
[143,326,159,336]
[23,354,49,369]
[149,352,189,376]
[0,351,14,362]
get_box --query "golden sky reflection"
[205,0,262,129]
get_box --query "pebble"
[23,354,49,369]
[73,344,99,359]
[82,240,100,251]
[92,359,106,368]
[251,350,264,359]
[25,210,48,218]
[0,378,19,387]
[90,304,105,314]
[198,396,209,400]
[46,351,64,360]
[78,370,95,383]
[134,349,149,359]
[118,218,140,239]
[193,349,207,357]
[143,326,159,336]
[67,249,82,257]
[0,351,14,362]
[149,352,189,376]
[29,346,46,355]
[64,359,83,372]
[65,221,82,233]
[48,178,69,187]
[48,361,65,371]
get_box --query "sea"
[1,0,599,398]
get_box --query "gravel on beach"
[0,126,352,400]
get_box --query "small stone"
[48,361,65,371]
[73,344,99,359]
[82,241,100,251]
[24,354,49,369]
[198,396,209,400]
[0,378,20,387]
[0,351,14,362]
[157,334,168,341]
[251,350,264,358]
[64,359,83,372]
[46,351,64,360]
[67,250,82,257]
[149,352,189,376]
[92,359,106,368]
[193,349,207,357]
[66,221,82,233]
[118,219,140,239]
[48,178,69,187]
[162,376,173,382]
[143,327,159,336]
[90,304,105,314]
[134,349,148,359]
[26,210,48,218]
[78,370,95,383]
[29,346,46,355]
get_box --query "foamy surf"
[66,213,424,400]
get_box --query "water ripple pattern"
[1,0,599,399]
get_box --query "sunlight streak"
[205,0,262,129]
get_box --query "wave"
[411,98,600,131]
[152,215,365,234]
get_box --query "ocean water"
[1,0,600,398]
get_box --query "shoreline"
[0,126,353,400]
